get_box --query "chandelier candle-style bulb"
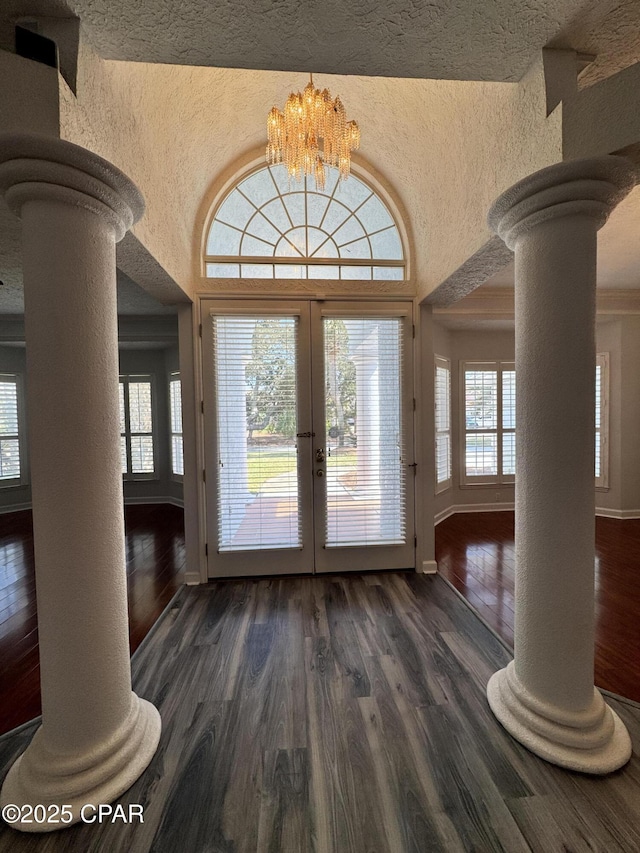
[266,74,360,189]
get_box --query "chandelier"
[266,74,360,191]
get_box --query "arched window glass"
[205,164,405,280]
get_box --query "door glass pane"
[323,317,405,547]
[213,315,300,551]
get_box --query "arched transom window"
[205,164,405,280]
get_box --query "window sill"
[0,480,28,490]
[459,482,515,489]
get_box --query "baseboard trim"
[124,495,184,508]
[435,503,640,524]
[595,507,640,520]
[131,584,186,664]
[0,713,40,744]
[0,501,31,515]
[435,573,514,655]
[0,496,184,514]
[435,503,514,525]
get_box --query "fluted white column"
[487,156,636,774]
[0,134,161,831]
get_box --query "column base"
[487,662,631,774]
[0,694,161,832]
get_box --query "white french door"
[202,299,414,577]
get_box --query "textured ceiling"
[1,0,594,82]
[480,184,640,291]
[551,0,640,88]
[1,0,640,315]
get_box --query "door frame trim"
[194,293,417,582]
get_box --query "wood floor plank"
[507,793,625,853]
[436,511,640,702]
[357,695,408,853]
[323,580,371,699]
[257,748,311,853]
[415,702,531,853]
[2,572,640,852]
[364,657,450,852]
[0,505,185,734]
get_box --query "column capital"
[488,156,637,250]
[0,134,144,242]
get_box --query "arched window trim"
[201,158,410,281]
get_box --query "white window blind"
[0,376,20,481]
[595,353,609,488]
[213,315,301,552]
[462,360,604,487]
[502,369,516,476]
[462,362,515,485]
[434,356,451,490]
[119,376,155,476]
[324,317,406,547]
[169,374,184,477]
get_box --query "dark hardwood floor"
[0,504,185,735]
[1,572,639,852]
[2,504,639,743]
[436,510,640,703]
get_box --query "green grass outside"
[247,450,357,494]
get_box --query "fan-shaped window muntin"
[205,164,405,281]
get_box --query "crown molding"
[433,287,640,317]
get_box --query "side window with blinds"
[434,355,451,492]
[595,353,609,489]
[169,373,184,478]
[119,376,155,477]
[0,375,23,483]
[462,361,515,485]
[461,359,604,487]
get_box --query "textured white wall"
[56,42,563,302]
[0,51,60,135]
[432,320,640,520]
[563,62,640,159]
[58,41,193,295]
[418,58,562,299]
